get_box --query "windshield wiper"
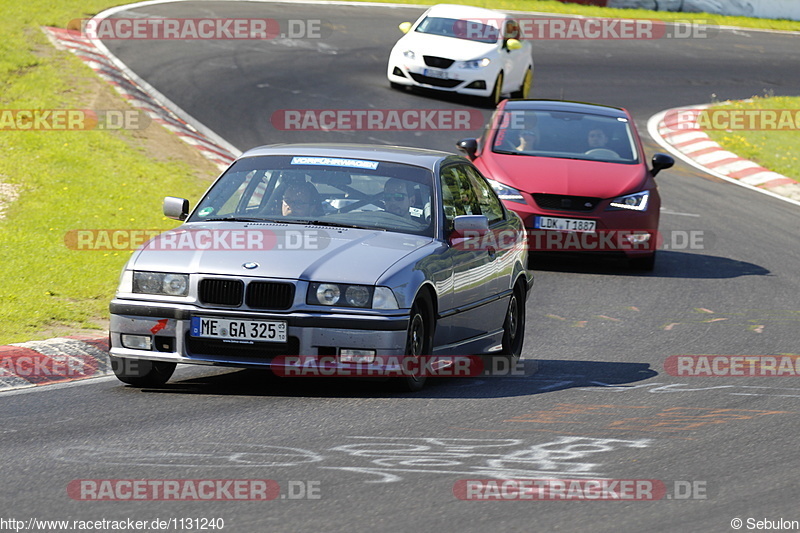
[299,220,387,231]
[204,217,286,223]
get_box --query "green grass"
[703,96,800,182]
[0,0,797,344]
[0,1,218,343]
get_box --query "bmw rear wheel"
[485,283,526,377]
[501,285,526,358]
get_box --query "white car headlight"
[457,58,491,69]
[132,272,189,296]
[486,178,526,204]
[403,50,416,60]
[608,191,650,211]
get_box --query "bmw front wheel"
[392,297,433,392]
[110,355,176,387]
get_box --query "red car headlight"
[607,191,649,211]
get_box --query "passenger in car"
[514,127,541,152]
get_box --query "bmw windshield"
[189,155,435,237]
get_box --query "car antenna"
[560,88,565,101]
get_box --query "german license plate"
[534,216,596,233]
[422,68,448,79]
[190,317,287,342]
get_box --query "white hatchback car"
[387,4,534,106]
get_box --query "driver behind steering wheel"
[384,178,416,219]
[587,127,609,149]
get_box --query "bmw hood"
[129,222,432,285]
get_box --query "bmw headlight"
[372,287,399,310]
[314,283,341,305]
[457,58,491,69]
[308,283,372,308]
[133,271,189,296]
[117,270,133,293]
[345,286,371,307]
[485,178,526,204]
[307,283,399,309]
[607,191,649,211]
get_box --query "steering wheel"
[584,148,620,159]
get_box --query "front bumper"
[517,210,659,258]
[388,61,496,97]
[109,299,410,369]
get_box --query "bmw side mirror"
[457,138,478,160]
[454,214,489,234]
[651,153,674,177]
[450,215,490,247]
[399,22,412,34]
[163,196,189,221]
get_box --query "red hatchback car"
[457,99,674,270]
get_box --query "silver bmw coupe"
[109,144,532,391]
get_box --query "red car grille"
[533,194,601,212]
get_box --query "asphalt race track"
[2,2,800,532]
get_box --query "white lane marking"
[0,375,118,397]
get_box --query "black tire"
[511,67,532,99]
[485,284,526,377]
[392,297,433,392]
[482,72,504,108]
[110,355,176,387]
[389,81,405,90]
[501,285,526,358]
[629,252,656,271]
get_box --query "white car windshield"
[190,155,435,237]
[415,16,502,44]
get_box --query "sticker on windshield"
[290,156,379,170]
[197,207,214,217]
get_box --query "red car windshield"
[490,109,640,164]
